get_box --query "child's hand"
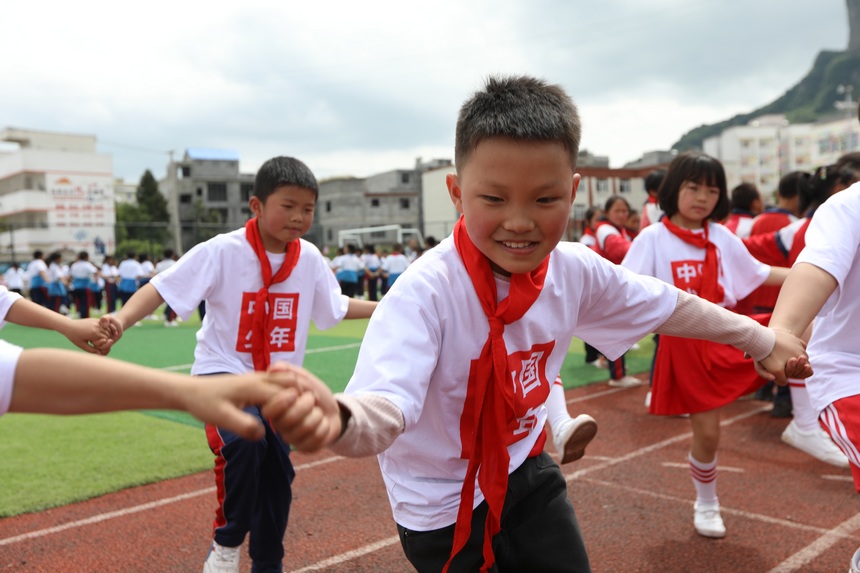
[62,317,112,355]
[262,362,342,452]
[96,315,124,351]
[179,374,281,441]
[756,329,812,385]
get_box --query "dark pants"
[74,288,92,319]
[397,452,591,572]
[206,405,295,573]
[105,283,118,313]
[30,286,49,308]
[365,273,379,302]
[340,280,359,298]
[607,354,626,380]
[584,342,600,364]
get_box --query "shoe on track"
[203,542,240,573]
[553,414,598,464]
[781,420,849,468]
[608,375,643,388]
[694,502,726,539]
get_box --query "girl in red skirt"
[622,151,788,539]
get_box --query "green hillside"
[673,50,860,151]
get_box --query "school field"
[0,315,858,572]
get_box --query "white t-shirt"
[344,236,677,530]
[70,260,98,280]
[154,258,176,274]
[140,260,155,277]
[622,221,770,309]
[796,183,860,414]
[27,259,48,284]
[117,259,143,281]
[382,253,410,275]
[0,286,24,416]
[152,229,349,375]
[3,268,24,290]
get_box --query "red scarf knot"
[244,218,301,371]
[661,217,725,305]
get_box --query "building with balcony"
[0,127,115,262]
[160,148,256,254]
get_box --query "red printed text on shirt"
[235,292,299,354]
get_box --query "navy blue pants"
[205,404,295,573]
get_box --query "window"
[595,179,609,193]
[401,173,410,184]
[327,229,333,242]
[371,198,380,207]
[400,198,410,209]
[197,187,204,197]
[214,208,228,222]
[181,166,191,178]
[326,201,332,213]
[619,179,631,193]
[208,183,228,202]
[180,194,192,204]
[240,183,254,202]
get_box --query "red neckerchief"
[583,227,596,238]
[245,217,301,371]
[647,195,658,204]
[448,216,549,572]
[662,218,725,304]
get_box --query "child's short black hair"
[254,156,319,203]
[33,250,43,260]
[644,169,666,194]
[777,171,809,201]
[77,251,89,260]
[729,183,761,212]
[454,75,581,173]
[658,151,729,222]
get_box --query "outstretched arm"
[98,283,166,348]
[345,298,377,319]
[5,298,107,354]
[8,348,289,440]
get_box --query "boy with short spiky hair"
[102,155,376,573]
[264,76,808,572]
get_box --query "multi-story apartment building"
[160,148,256,254]
[704,112,860,201]
[0,127,115,262]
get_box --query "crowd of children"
[4,75,860,572]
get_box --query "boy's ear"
[570,173,581,204]
[249,196,262,217]
[446,173,464,214]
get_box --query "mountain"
[672,0,860,151]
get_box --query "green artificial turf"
[0,310,652,516]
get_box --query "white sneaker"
[644,390,652,408]
[781,420,850,468]
[165,320,179,327]
[850,546,860,573]
[203,542,240,573]
[694,501,726,539]
[608,375,643,388]
[553,414,598,464]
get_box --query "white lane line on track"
[563,405,771,482]
[765,511,860,573]
[159,343,363,372]
[0,456,345,547]
[291,536,401,572]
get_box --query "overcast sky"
[1,0,850,184]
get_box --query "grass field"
[0,310,654,517]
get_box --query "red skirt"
[649,335,766,416]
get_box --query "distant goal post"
[337,224,425,250]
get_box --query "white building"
[704,112,860,201]
[0,128,115,262]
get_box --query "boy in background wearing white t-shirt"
[101,156,376,573]
[0,285,322,444]
[262,76,809,572]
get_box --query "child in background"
[0,284,313,442]
[46,252,68,314]
[27,250,49,308]
[101,155,376,573]
[764,180,860,573]
[116,252,143,308]
[260,76,807,572]
[594,195,641,388]
[578,207,605,368]
[380,243,410,292]
[621,150,789,539]
[69,251,100,319]
[639,168,666,230]
[723,182,763,238]
[154,249,179,327]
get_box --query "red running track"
[2,378,859,572]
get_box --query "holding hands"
[755,328,812,385]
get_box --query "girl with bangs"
[621,151,788,540]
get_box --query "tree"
[113,170,172,257]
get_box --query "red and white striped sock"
[789,380,819,432]
[688,452,718,505]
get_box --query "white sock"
[789,381,819,432]
[688,452,718,505]
[546,378,572,437]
